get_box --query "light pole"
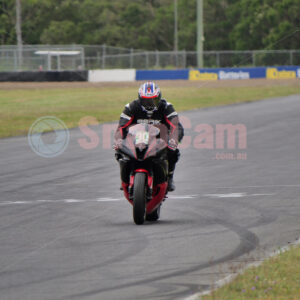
[174,0,178,67]
[16,0,23,70]
[197,0,204,68]
[174,0,178,52]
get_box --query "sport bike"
[116,123,169,225]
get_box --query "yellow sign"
[189,70,218,81]
[267,68,296,79]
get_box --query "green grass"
[1,83,300,138]
[203,245,300,300]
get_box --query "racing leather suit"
[115,98,184,187]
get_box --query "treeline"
[0,0,299,50]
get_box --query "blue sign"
[135,66,300,81]
[136,69,189,81]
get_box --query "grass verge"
[0,81,300,138]
[202,244,300,300]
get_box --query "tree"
[0,0,299,50]
[0,0,16,44]
[228,0,300,50]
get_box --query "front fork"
[128,169,153,201]
[122,168,168,214]
[120,157,167,203]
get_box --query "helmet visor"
[140,97,160,110]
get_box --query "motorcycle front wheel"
[133,172,146,225]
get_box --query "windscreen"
[120,124,167,160]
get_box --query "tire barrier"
[0,67,299,82]
[0,71,88,82]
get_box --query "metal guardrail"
[0,45,299,71]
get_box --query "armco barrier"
[266,66,300,79]
[1,66,299,82]
[88,69,136,82]
[189,67,266,80]
[136,69,189,81]
[0,71,88,82]
[135,66,300,81]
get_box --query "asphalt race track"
[1,95,300,300]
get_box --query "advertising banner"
[89,69,136,82]
[266,66,300,79]
[136,69,189,81]
[136,66,300,81]
[189,67,266,80]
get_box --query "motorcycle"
[116,123,169,225]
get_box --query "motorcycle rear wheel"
[133,172,146,225]
[146,205,161,221]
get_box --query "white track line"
[168,195,198,199]
[213,184,300,188]
[0,192,278,206]
[0,198,122,206]
[204,193,246,198]
[204,192,275,198]
[0,195,200,206]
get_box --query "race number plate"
[135,131,149,145]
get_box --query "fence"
[0,45,300,71]
[89,50,300,70]
[0,45,140,72]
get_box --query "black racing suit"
[115,98,184,185]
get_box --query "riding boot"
[119,159,130,190]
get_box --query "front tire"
[133,173,146,225]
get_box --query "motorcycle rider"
[114,81,184,192]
